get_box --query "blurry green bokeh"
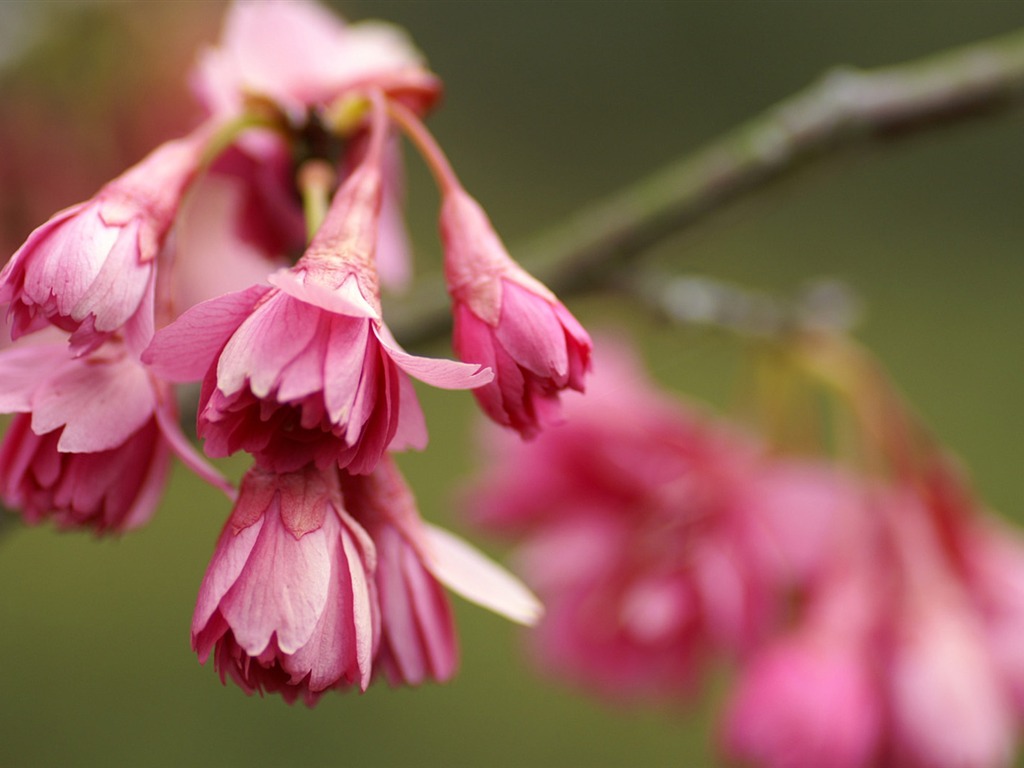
[2,2,1024,766]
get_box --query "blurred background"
[1,1,1023,766]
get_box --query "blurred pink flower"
[192,0,438,122]
[963,521,1024,717]
[468,342,847,698]
[722,557,883,768]
[145,102,491,474]
[442,187,591,439]
[192,465,378,705]
[723,634,880,768]
[883,495,1017,768]
[0,124,214,355]
[0,336,223,533]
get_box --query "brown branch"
[390,27,1024,348]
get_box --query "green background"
[1,2,1023,766]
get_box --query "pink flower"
[0,125,213,354]
[192,465,378,705]
[0,336,224,533]
[721,558,883,768]
[468,343,790,698]
[723,635,880,768]
[193,0,439,122]
[963,521,1024,716]
[340,459,457,686]
[442,188,592,438]
[145,100,492,474]
[883,495,1017,768]
[193,461,540,703]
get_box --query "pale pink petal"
[342,524,375,690]
[422,523,542,626]
[0,342,71,413]
[220,510,332,655]
[323,315,371,423]
[376,323,492,390]
[193,516,265,642]
[269,268,378,319]
[217,293,318,397]
[32,354,155,452]
[143,285,269,381]
[70,217,152,331]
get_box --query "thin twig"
[390,27,1024,348]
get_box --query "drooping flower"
[468,342,842,698]
[145,95,492,475]
[340,458,457,686]
[0,335,225,533]
[441,186,592,439]
[882,493,1017,768]
[0,123,215,355]
[192,465,378,705]
[723,633,880,768]
[722,555,883,768]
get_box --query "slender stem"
[389,26,1024,349]
[387,99,461,195]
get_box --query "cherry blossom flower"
[0,335,226,533]
[0,124,215,355]
[145,96,492,474]
[192,465,378,705]
[441,188,592,439]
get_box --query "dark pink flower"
[145,100,492,474]
[192,465,378,705]
[0,336,225,533]
[442,187,592,439]
[0,125,213,354]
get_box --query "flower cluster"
[468,341,1024,767]
[0,0,582,702]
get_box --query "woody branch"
[390,27,1024,348]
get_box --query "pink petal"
[495,281,569,378]
[390,373,428,452]
[342,524,375,690]
[23,205,117,316]
[323,315,371,423]
[376,323,492,390]
[32,353,155,453]
[217,292,318,397]
[193,516,265,642]
[70,217,152,331]
[220,508,332,655]
[143,284,269,381]
[269,268,378,319]
[422,523,542,626]
[0,342,70,413]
